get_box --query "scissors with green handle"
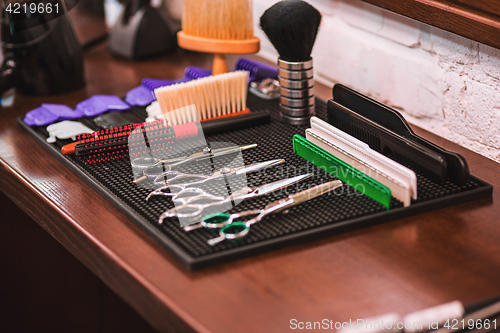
[165,173,313,226]
[206,179,343,246]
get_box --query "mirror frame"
[361,0,500,50]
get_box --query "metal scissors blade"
[253,173,313,196]
[234,159,284,175]
[206,179,344,245]
[133,143,257,183]
[180,173,312,230]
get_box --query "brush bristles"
[161,105,199,128]
[154,71,249,126]
[260,0,322,62]
[74,120,175,165]
[182,0,254,40]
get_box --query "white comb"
[307,117,417,207]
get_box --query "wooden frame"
[361,0,500,50]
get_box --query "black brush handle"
[200,111,271,135]
[327,100,448,182]
[333,84,470,185]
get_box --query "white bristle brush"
[153,71,249,126]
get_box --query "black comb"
[333,84,469,185]
[327,100,447,182]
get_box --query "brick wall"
[254,0,500,162]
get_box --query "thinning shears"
[159,173,313,224]
[132,143,257,183]
[147,159,285,200]
[205,180,343,246]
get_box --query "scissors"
[132,143,257,183]
[158,173,313,224]
[205,179,343,246]
[148,159,284,191]
[146,186,226,204]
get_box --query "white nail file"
[306,117,417,207]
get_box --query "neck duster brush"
[260,0,322,125]
[177,0,260,75]
[154,70,250,125]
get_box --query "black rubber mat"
[18,93,493,270]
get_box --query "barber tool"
[24,104,83,126]
[108,0,177,60]
[154,71,250,126]
[235,57,279,83]
[293,134,392,210]
[151,158,284,189]
[306,116,417,207]
[63,120,175,165]
[94,112,136,129]
[339,296,500,333]
[260,0,322,125]
[76,95,130,117]
[147,103,271,136]
[132,143,258,183]
[0,0,85,96]
[155,159,287,224]
[327,100,448,183]
[333,84,470,185]
[143,67,212,91]
[129,67,213,107]
[156,173,313,223]
[46,121,94,144]
[404,300,465,333]
[177,0,260,75]
[205,179,343,245]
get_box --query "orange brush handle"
[61,142,77,155]
[177,31,259,75]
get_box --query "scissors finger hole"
[202,213,231,229]
[220,222,249,240]
[131,157,160,169]
[172,205,204,218]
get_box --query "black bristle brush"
[260,0,322,63]
[260,0,322,124]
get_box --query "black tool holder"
[108,0,177,60]
[18,92,492,270]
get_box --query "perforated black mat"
[18,94,493,269]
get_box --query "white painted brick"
[253,0,500,162]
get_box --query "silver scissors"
[146,186,226,204]
[149,158,284,190]
[159,173,313,224]
[132,143,257,183]
[206,180,343,246]
[151,159,285,215]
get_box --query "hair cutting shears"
[205,180,343,245]
[158,173,313,224]
[132,143,257,183]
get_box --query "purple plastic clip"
[234,57,279,82]
[141,66,212,91]
[76,95,130,117]
[24,103,83,126]
[41,104,83,120]
[24,106,59,126]
[125,86,155,106]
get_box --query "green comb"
[293,134,392,210]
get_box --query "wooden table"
[1,9,500,333]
